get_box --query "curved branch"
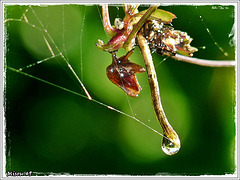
[102,4,118,37]
[172,54,235,67]
[137,32,180,155]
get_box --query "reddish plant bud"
[96,32,127,52]
[107,32,127,51]
[106,52,145,97]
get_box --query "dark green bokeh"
[4,5,235,175]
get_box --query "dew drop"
[151,49,156,54]
[161,136,180,155]
[107,106,114,110]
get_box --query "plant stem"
[172,54,235,67]
[123,4,159,51]
[137,32,180,155]
[102,4,118,37]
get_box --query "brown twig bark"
[137,32,180,155]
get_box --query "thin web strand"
[4,11,58,71]
[62,5,69,62]
[80,6,86,82]
[6,5,163,138]
[4,18,45,32]
[7,66,165,138]
[29,6,92,100]
[199,15,228,57]
[97,5,103,26]
[20,7,30,23]
[96,5,109,40]
[17,55,60,72]
[115,6,135,117]
[97,5,136,117]
[112,56,135,117]
[194,6,229,57]
[5,6,92,100]
[156,56,168,67]
[43,35,55,56]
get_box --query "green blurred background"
[4,5,235,175]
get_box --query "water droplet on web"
[224,52,228,56]
[161,136,180,155]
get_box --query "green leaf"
[176,46,192,56]
[134,9,176,23]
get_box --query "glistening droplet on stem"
[162,134,180,155]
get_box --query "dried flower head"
[141,20,198,56]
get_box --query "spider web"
[4,4,235,175]
[4,5,171,168]
[4,4,164,134]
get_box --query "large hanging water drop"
[161,135,180,155]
